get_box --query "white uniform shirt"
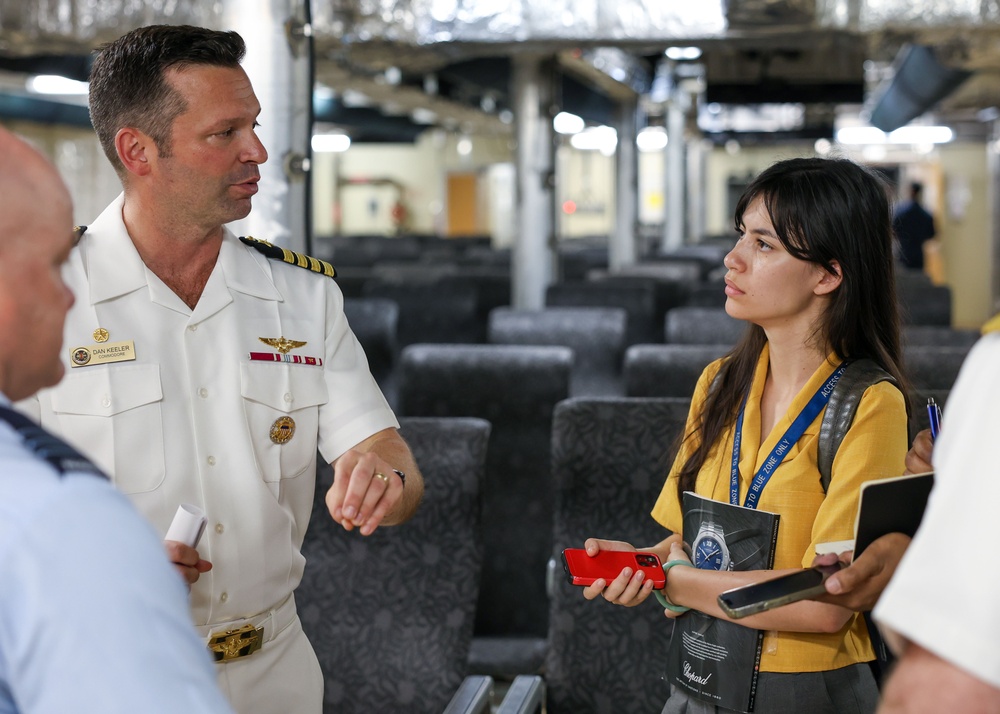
[875,332,1000,688]
[26,194,398,627]
[0,395,233,713]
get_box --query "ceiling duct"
[0,2,221,54]
[698,102,836,144]
[704,34,867,104]
[867,44,973,132]
[856,0,1000,31]
[312,1,728,46]
[725,0,816,27]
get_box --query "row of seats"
[323,235,938,314]
[297,398,689,713]
[348,293,968,360]
[342,275,955,350]
[398,342,964,432]
[325,235,949,333]
[347,297,977,411]
[318,235,719,284]
[623,343,969,407]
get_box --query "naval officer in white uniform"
[22,24,424,714]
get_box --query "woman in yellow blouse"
[581,157,910,714]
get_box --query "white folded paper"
[814,539,855,556]
[165,503,208,548]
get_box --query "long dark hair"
[675,157,910,498]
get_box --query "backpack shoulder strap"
[817,358,897,492]
[816,361,901,689]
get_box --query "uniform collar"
[185,233,282,325]
[218,232,283,301]
[80,193,282,305]
[81,193,148,304]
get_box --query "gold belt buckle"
[207,623,263,662]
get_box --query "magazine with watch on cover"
[667,491,780,713]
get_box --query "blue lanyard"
[730,362,847,509]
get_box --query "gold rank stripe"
[240,236,336,278]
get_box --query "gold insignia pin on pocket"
[270,416,296,444]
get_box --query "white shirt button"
[188,325,197,332]
[220,592,228,603]
[199,388,209,398]
[100,396,111,408]
[283,393,293,404]
[207,456,216,466]
[215,523,224,534]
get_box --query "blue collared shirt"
[0,394,233,713]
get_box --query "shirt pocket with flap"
[241,361,329,482]
[48,364,165,494]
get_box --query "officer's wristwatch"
[692,520,731,571]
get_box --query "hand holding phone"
[562,548,666,589]
[716,562,844,619]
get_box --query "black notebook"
[815,471,934,557]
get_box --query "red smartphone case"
[562,548,666,589]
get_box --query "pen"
[927,397,942,440]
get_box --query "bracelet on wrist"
[655,559,694,613]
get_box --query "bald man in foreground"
[0,126,233,713]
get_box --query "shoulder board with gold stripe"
[239,236,336,278]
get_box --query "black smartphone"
[716,562,844,619]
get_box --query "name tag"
[70,340,137,368]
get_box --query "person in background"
[19,24,423,714]
[0,126,233,713]
[892,182,936,271]
[580,157,909,714]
